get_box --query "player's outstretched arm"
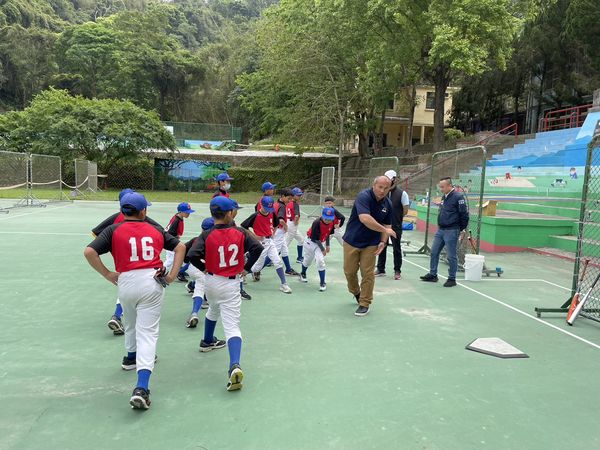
[84,247,119,285]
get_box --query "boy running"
[299,207,335,291]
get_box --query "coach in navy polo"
[343,176,396,317]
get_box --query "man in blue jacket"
[420,177,469,287]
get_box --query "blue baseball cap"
[216,172,234,182]
[120,192,150,212]
[322,207,335,221]
[118,188,134,201]
[210,196,239,213]
[262,182,276,192]
[201,217,215,230]
[260,196,275,213]
[177,202,195,214]
[291,187,304,196]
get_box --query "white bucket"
[464,254,485,281]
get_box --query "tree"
[0,89,176,171]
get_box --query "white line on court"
[0,231,89,236]
[472,278,572,291]
[0,203,73,221]
[399,251,600,351]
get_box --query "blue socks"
[276,267,286,284]
[114,303,123,319]
[264,257,272,266]
[178,263,189,275]
[282,256,292,272]
[204,317,217,343]
[136,369,151,390]
[301,266,307,276]
[319,270,326,285]
[127,351,136,360]
[228,337,242,368]
[297,245,303,259]
[192,297,202,314]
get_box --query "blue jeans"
[429,228,460,279]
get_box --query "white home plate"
[466,338,529,359]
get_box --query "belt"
[207,272,237,280]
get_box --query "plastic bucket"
[464,254,485,281]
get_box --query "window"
[425,92,449,110]
[387,99,395,109]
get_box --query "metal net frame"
[88,161,98,192]
[0,151,29,212]
[30,154,65,203]
[536,121,600,322]
[408,145,487,271]
[305,166,336,217]
[368,156,400,181]
[72,159,90,196]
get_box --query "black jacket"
[437,190,469,230]
[387,187,406,227]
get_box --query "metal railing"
[539,104,592,132]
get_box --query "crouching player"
[84,192,186,410]
[187,196,263,391]
[184,217,215,328]
[299,207,335,291]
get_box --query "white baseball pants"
[164,250,174,270]
[205,275,242,341]
[302,239,326,271]
[273,227,288,257]
[333,227,344,246]
[285,221,303,247]
[187,264,206,299]
[117,268,164,372]
[251,238,282,272]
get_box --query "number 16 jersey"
[88,220,180,273]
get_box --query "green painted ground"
[1,201,599,450]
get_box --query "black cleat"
[186,281,195,294]
[285,269,300,276]
[240,289,252,300]
[444,278,457,287]
[420,273,439,282]
[108,315,124,335]
[121,356,136,371]
[177,273,188,282]
[354,305,370,316]
[130,387,151,410]
[186,313,199,328]
[227,364,244,391]
[252,272,261,282]
[200,337,227,352]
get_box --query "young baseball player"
[323,196,346,247]
[164,202,195,281]
[213,172,233,198]
[183,217,215,328]
[276,189,299,276]
[91,188,163,336]
[187,196,263,391]
[299,207,335,291]
[241,196,293,294]
[255,182,276,211]
[285,187,305,263]
[84,192,185,409]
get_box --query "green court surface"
[2,200,600,450]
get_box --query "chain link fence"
[536,121,600,323]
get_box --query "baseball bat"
[567,269,600,326]
[566,258,590,323]
[467,230,478,254]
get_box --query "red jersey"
[187,224,264,278]
[167,214,185,237]
[240,211,279,237]
[88,220,180,273]
[213,189,230,198]
[91,212,162,236]
[307,218,334,243]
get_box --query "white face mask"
[223,182,231,191]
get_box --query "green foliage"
[444,128,464,142]
[0,89,176,169]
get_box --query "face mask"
[223,182,231,191]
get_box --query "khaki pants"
[343,243,377,307]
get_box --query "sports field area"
[1,200,600,450]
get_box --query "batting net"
[536,122,600,322]
[30,154,64,202]
[408,146,487,270]
[305,166,336,217]
[0,151,29,211]
[368,157,400,181]
[69,159,92,196]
